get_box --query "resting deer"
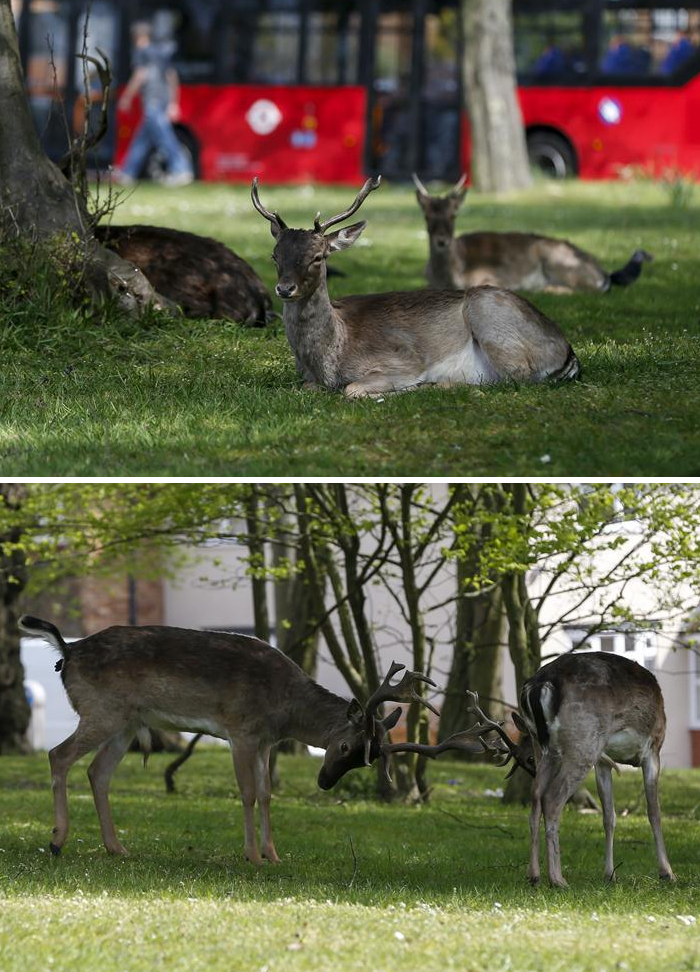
[251,176,580,397]
[19,616,436,864]
[413,173,653,294]
[95,225,272,325]
[387,652,675,888]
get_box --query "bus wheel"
[142,127,200,182]
[527,130,577,178]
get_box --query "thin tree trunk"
[462,0,532,193]
[0,485,31,754]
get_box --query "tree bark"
[0,0,163,310]
[0,484,31,754]
[462,0,533,193]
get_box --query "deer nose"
[276,282,298,299]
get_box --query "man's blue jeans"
[121,102,192,179]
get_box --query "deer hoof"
[549,877,569,889]
[660,870,676,883]
[107,843,130,857]
[49,842,62,856]
[527,874,540,886]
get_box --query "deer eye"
[310,254,324,266]
[340,742,349,754]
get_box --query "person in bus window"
[112,20,193,187]
[660,29,696,75]
[601,33,650,75]
[532,41,568,78]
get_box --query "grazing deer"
[95,225,272,325]
[413,173,653,294]
[251,176,580,397]
[19,617,435,863]
[387,653,675,888]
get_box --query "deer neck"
[283,677,350,749]
[428,238,458,289]
[282,279,347,389]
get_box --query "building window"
[569,627,658,672]
[690,648,700,729]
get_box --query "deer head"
[251,176,381,300]
[413,173,467,252]
[317,660,438,790]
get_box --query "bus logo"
[246,99,283,136]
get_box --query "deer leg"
[87,729,135,856]
[344,372,419,398]
[231,742,263,865]
[255,745,281,864]
[541,763,589,888]
[595,760,616,882]
[641,751,675,882]
[48,719,121,855]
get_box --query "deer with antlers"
[19,616,436,863]
[251,176,580,397]
[386,652,675,887]
[413,173,653,294]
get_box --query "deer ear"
[381,706,402,731]
[325,220,366,252]
[511,711,528,734]
[346,698,364,725]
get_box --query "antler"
[250,178,288,230]
[450,173,467,195]
[381,689,536,779]
[411,172,431,198]
[314,176,382,233]
[363,660,438,778]
[464,691,535,777]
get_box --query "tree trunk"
[462,0,533,193]
[0,485,31,754]
[439,581,505,746]
[0,0,163,310]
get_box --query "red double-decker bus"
[13,0,700,183]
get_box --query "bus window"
[601,6,700,77]
[421,8,461,179]
[371,8,414,176]
[24,0,69,153]
[305,8,361,85]
[140,3,220,82]
[251,12,301,84]
[514,6,589,80]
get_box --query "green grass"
[1,750,700,971]
[1,178,700,475]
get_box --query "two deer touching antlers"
[251,176,580,397]
[22,613,673,887]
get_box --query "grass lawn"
[1,177,699,476]
[1,749,700,972]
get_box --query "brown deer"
[19,616,436,864]
[251,176,580,397]
[94,224,272,325]
[413,173,653,294]
[387,652,675,888]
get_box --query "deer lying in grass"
[251,176,580,397]
[413,173,653,294]
[386,652,674,887]
[20,616,435,864]
[95,224,272,325]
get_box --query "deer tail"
[19,616,69,670]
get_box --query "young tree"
[0,1,160,310]
[462,0,532,192]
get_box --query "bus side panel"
[517,83,700,179]
[116,85,367,185]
